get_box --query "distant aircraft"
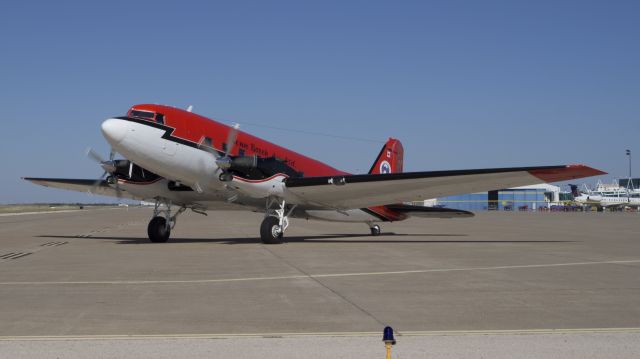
[25,104,605,243]
[570,184,640,210]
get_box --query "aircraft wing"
[23,177,138,200]
[285,165,606,209]
[23,177,256,211]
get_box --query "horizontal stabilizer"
[385,204,474,218]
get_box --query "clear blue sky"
[1,0,638,203]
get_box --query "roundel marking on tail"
[380,161,391,174]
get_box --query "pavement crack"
[259,245,389,328]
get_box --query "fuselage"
[104,104,347,186]
[101,104,405,222]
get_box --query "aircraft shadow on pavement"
[37,233,574,245]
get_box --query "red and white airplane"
[25,104,605,244]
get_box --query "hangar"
[425,184,563,211]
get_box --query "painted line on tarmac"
[0,210,83,217]
[0,259,639,286]
[1,328,640,341]
[0,207,124,217]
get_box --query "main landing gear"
[260,197,296,244]
[147,200,186,243]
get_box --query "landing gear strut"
[147,200,186,243]
[260,198,296,244]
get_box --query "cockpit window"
[131,110,155,119]
[156,113,165,125]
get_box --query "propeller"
[85,147,123,198]
[197,123,244,185]
[216,123,240,172]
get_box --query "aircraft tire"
[260,216,283,244]
[148,216,170,243]
[370,224,381,236]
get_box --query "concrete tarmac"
[0,208,639,357]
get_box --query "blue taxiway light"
[383,326,396,345]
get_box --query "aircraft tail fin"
[569,184,581,198]
[368,138,404,174]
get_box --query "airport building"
[422,184,563,211]
[617,178,640,190]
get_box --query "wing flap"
[285,165,605,209]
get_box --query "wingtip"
[569,164,607,176]
[529,164,607,183]
[22,177,44,182]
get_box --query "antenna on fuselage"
[186,105,193,112]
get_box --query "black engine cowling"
[226,155,302,180]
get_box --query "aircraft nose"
[101,118,128,145]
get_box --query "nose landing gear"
[147,200,186,243]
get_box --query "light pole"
[626,149,632,179]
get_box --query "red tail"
[368,138,404,174]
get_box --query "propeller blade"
[89,171,107,194]
[224,123,240,156]
[197,136,220,157]
[114,180,122,199]
[86,147,105,163]
[100,161,117,173]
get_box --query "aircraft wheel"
[148,216,170,243]
[370,224,381,236]
[260,216,283,244]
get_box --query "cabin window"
[222,143,227,152]
[203,137,213,147]
[239,149,245,156]
[131,110,155,119]
[155,113,165,125]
